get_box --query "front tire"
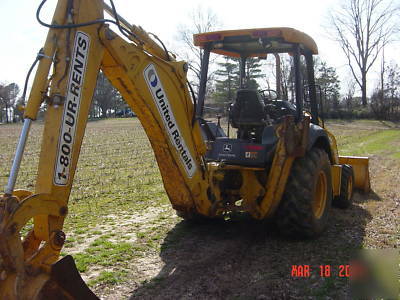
[275,148,332,238]
[333,164,354,209]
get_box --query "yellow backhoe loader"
[0,0,370,298]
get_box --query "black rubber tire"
[275,148,332,238]
[333,164,354,209]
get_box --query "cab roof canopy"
[193,27,318,58]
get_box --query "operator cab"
[194,28,321,167]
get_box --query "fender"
[307,124,333,162]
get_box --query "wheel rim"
[313,170,327,219]
[347,175,353,200]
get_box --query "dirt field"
[0,118,398,299]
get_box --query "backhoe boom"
[0,0,211,298]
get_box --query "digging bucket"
[338,156,371,193]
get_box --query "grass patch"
[88,270,129,287]
[74,237,135,273]
[338,129,400,157]
[392,151,400,159]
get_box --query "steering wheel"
[259,89,278,103]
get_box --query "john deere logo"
[223,144,232,152]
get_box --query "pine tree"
[212,57,240,107]
[245,58,263,89]
[211,57,265,109]
[315,60,340,114]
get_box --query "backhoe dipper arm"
[0,0,212,298]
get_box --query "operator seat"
[229,89,266,128]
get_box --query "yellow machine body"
[0,1,370,298]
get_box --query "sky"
[0,0,398,95]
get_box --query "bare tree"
[329,0,398,106]
[93,72,120,118]
[371,60,400,119]
[343,77,357,111]
[0,83,20,123]
[277,55,292,101]
[176,6,221,95]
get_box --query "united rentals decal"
[54,31,90,185]
[144,64,196,178]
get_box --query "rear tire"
[275,148,332,238]
[333,164,354,209]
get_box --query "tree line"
[0,72,129,123]
[192,52,399,121]
[178,0,399,121]
[1,0,399,123]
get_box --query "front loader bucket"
[39,255,99,300]
[339,156,371,193]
